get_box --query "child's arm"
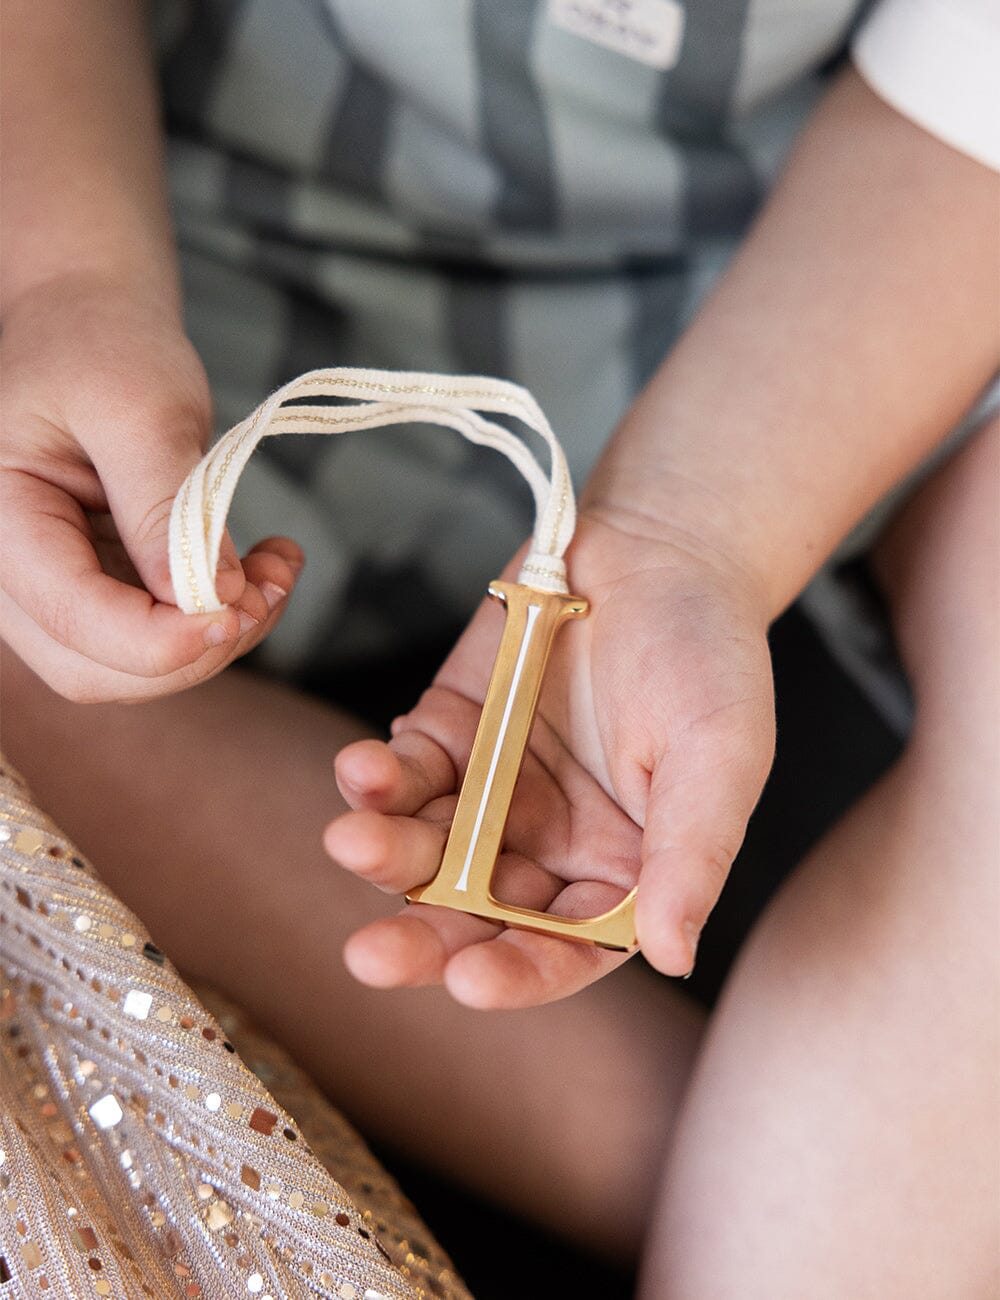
[1,1,301,701]
[326,67,999,1006]
[2,0,177,311]
[587,64,999,621]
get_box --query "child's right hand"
[0,274,303,702]
[326,509,776,1008]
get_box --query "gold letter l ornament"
[406,581,638,951]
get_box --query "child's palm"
[326,516,775,1008]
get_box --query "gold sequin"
[249,1107,277,1135]
[20,1241,42,1269]
[71,1225,98,1253]
[14,829,45,855]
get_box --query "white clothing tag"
[547,0,685,70]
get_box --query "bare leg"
[0,654,702,1259]
[641,423,1000,1297]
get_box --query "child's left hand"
[324,508,776,1008]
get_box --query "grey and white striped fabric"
[155,0,865,677]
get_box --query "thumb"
[95,414,246,608]
[637,692,775,976]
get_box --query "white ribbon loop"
[169,368,577,614]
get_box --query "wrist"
[582,357,864,626]
[580,439,777,630]
[2,253,183,323]
[2,272,211,454]
[573,494,772,641]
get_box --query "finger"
[2,473,240,675]
[215,535,301,621]
[342,855,589,999]
[240,536,304,613]
[443,881,632,1009]
[337,699,577,842]
[227,537,305,654]
[91,414,236,608]
[323,809,449,893]
[88,511,246,606]
[0,588,241,703]
[0,537,298,703]
[637,695,774,976]
[343,905,500,989]
[335,729,457,815]
[210,530,247,607]
[390,684,485,783]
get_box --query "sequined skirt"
[0,759,470,1300]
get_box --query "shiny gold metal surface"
[406,582,638,952]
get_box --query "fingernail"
[682,920,700,969]
[204,621,232,648]
[260,581,288,611]
[238,610,259,636]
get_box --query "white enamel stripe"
[453,603,541,892]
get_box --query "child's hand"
[325,511,775,1007]
[0,274,302,701]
